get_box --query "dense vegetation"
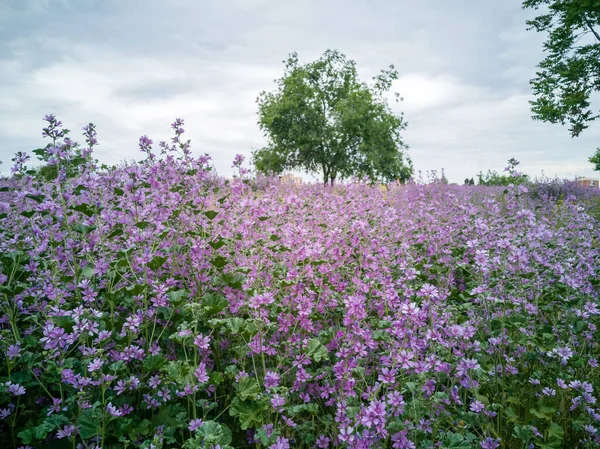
[522,0,600,170]
[0,116,599,449]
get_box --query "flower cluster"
[0,115,598,448]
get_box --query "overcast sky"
[1,0,599,182]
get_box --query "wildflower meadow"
[0,115,599,449]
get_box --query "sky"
[1,0,599,183]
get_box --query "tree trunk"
[322,164,330,186]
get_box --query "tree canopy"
[253,50,412,185]
[523,0,600,137]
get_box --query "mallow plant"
[0,115,599,449]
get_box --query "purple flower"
[5,382,26,396]
[470,400,485,413]
[149,375,161,389]
[114,380,127,395]
[264,371,280,389]
[106,403,122,417]
[47,397,63,416]
[88,358,103,373]
[270,436,290,449]
[120,404,134,415]
[542,387,556,396]
[338,426,355,443]
[548,346,574,364]
[40,322,69,350]
[56,425,76,439]
[248,292,275,309]
[480,437,500,449]
[189,418,204,432]
[232,153,245,168]
[316,435,331,448]
[391,430,415,449]
[194,334,211,350]
[7,343,21,358]
[378,367,397,384]
[271,394,285,409]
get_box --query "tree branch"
[584,16,600,43]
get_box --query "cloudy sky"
[1,0,599,182]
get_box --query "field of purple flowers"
[1,116,599,449]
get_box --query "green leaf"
[208,238,227,250]
[107,227,123,239]
[73,224,95,235]
[373,329,390,342]
[203,293,228,315]
[25,193,45,203]
[109,360,126,372]
[143,355,166,371]
[218,272,245,289]
[210,256,229,269]
[81,266,95,278]
[208,317,245,334]
[135,220,150,230]
[512,425,533,443]
[445,432,469,448]
[573,320,587,333]
[530,406,556,420]
[547,422,564,441]
[167,289,189,305]
[236,376,261,400]
[307,338,328,362]
[196,421,232,446]
[475,394,489,406]
[18,428,34,444]
[229,397,268,430]
[210,371,224,385]
[71,203,97,217]
[203,210,219,220]
[78,409,101,439]
[148,255,168,271]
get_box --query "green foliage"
[254,49,412,185]
[523,0,600,137]
[476,158,529,186]
[589,146,600,170]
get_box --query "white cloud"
[393,73,486,112]
[0,0,598,182]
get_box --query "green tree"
[253,50,412,185]
[589,147,600,170]
[523,0,600,137]
[476,158,529,186]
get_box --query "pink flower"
[195,362,209,383]
[194,334,211,350]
